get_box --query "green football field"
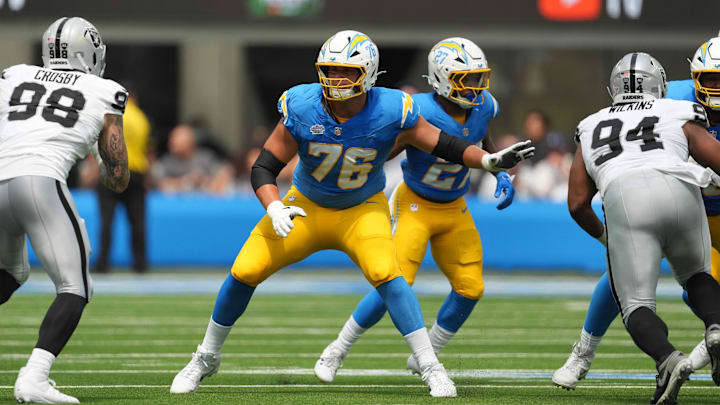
[1,294,718,404]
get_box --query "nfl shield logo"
[410,204,418,212]
[334,127,342,136]
[462,128,469,137]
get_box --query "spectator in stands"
[522,109,572,164]
[514,131,572,201]
[151,124,235,194]
[84,83,152,274]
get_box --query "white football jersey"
[0,64,127,183]
[576,98,713,197]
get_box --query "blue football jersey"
[667,80,720,216]
[278,83,419,209]
[401,91,498,202]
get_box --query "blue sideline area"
[27,190,663,273]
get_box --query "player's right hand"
[481,140,535,172]
[267,200,307,238]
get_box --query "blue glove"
[494,171,514,210]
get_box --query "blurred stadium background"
[1,1,720,403]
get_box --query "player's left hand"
[267,200,307,238]
[481,140,535,172]
[494,171,515,210]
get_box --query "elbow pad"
[251,148,287,192]
[431,132,473,165]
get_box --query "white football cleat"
[688,338,710,371]
[421,363,457,398]
[314,340,346,383]
[552,342,595,390]
[406,353,421,375]
[14,366,79,404]
[170,346,221,393]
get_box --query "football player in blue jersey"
[169,30,534,398]
[313,37,515,382]
[552,37,720,391]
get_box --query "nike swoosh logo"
[461,207,468,213]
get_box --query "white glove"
[481,140,535,172]
[267,200,307,238]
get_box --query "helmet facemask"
[316,63,366,101]
[447,69,491,108]
[426,37,491,110]
[315,30,380,102]
[689,38,720,111]
[692,70,720,109]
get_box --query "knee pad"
[231,257,270,287]
[457,284,484,301]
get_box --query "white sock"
[334,316,367,354]
[429,322,455,353]
[200,319,232,354]
[579,329,603,353]
[404,328,437,371]
[25,348,55,378]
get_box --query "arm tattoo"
[98,114,130,192]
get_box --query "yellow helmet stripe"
[347,35,370,58]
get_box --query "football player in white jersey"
[570,52,720,405]
[0,17,129,404]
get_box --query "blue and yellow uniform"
[231,83,418,287]
[389,90,498,300]
[667,79,720,281]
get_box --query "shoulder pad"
[112,89,129,113]
[690,102,710,128]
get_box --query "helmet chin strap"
[328,87,358,99]
[707,97,720,111]
[451,91,476,109]
[455,100,474,110]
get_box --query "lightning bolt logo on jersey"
[667,79,720,215]
[278,83,418,208]
[401,91,498,202]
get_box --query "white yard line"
[0,368,711,379]
[0,383,717,390]
[0,352,653,359]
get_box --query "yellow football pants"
[231,186,402,288]
[389,182,484,300]
[707,215,720,282]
